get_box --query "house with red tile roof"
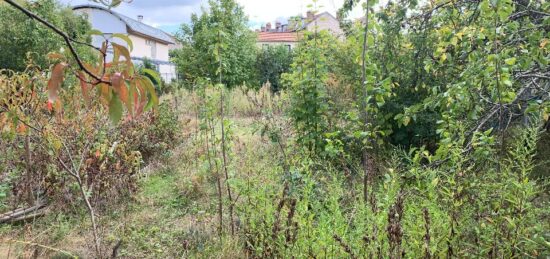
[256,11,344,50]
[257,31,301,51]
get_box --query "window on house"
[145,39,157,59]
[286,44,291,52]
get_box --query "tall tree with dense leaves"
[171,0,257,89]
[256,45,294,92]
[0,0,92,71]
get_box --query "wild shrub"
[283,31,335,154]
[120,102,180,162]
[0,68,173,212]
[238,118,549,258]
[256,45,294,92]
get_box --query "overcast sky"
[59,0,366,34]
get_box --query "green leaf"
[403,116,411,126]
[503,79,513,87]
[108,94,123,124]
[112,43,131,62]
[89,29,104,36]
[141,68,161,85]
[440,53,447,62]
[375,94,385,106]
[112,33,134,51]
[504,57,516,65]
[138,76,159,111]
[112,43,134,75]
[110,0,123,8]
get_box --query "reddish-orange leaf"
[112,73,129,105]
[83,62,99,75]
[54,99,62,111]
[98,83,111,105]
[131,90,140,117]
[134,79,148,116]
[16,123,27,134]
[120,82,130,109]
[82,62,101,84]
[47,63,67,103]
[0,114,7,127]
[78,72,91,104]
[112,72,122,87]
[112,43,134,76]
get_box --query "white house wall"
[256,42,297,50]
[77,9,129,49]
[76,7,178,82]
[128,35,170,62]
[159,64,177,82]
[83,9,127,33]
[156,43,170,62]
[306,13,344,38]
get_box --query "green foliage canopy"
[171,0,257,89]
[256,45,294,92]
[0,0,92,71]
[283,31,338,153]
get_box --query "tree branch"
[3,0,110,85]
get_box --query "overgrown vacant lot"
[0,89,286,258]
[2,88,549,258]
[1,0,549,258]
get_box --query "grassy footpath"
[0,89,274,258]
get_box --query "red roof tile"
[257,32,301,43]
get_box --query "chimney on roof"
[275,22,282,32]
[306,11,314,21]
[137,15,144,22]
[266,22,272,31]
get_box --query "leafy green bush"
[256,45,294,92]
[171,0,257,89]
[0,69,177,212]
[120,102,180,162]
[239,119,549,257]
[283,31,336,154]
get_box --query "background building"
[73,5,178,82]
[256,11,344,50]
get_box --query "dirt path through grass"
[1,92,276,258]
